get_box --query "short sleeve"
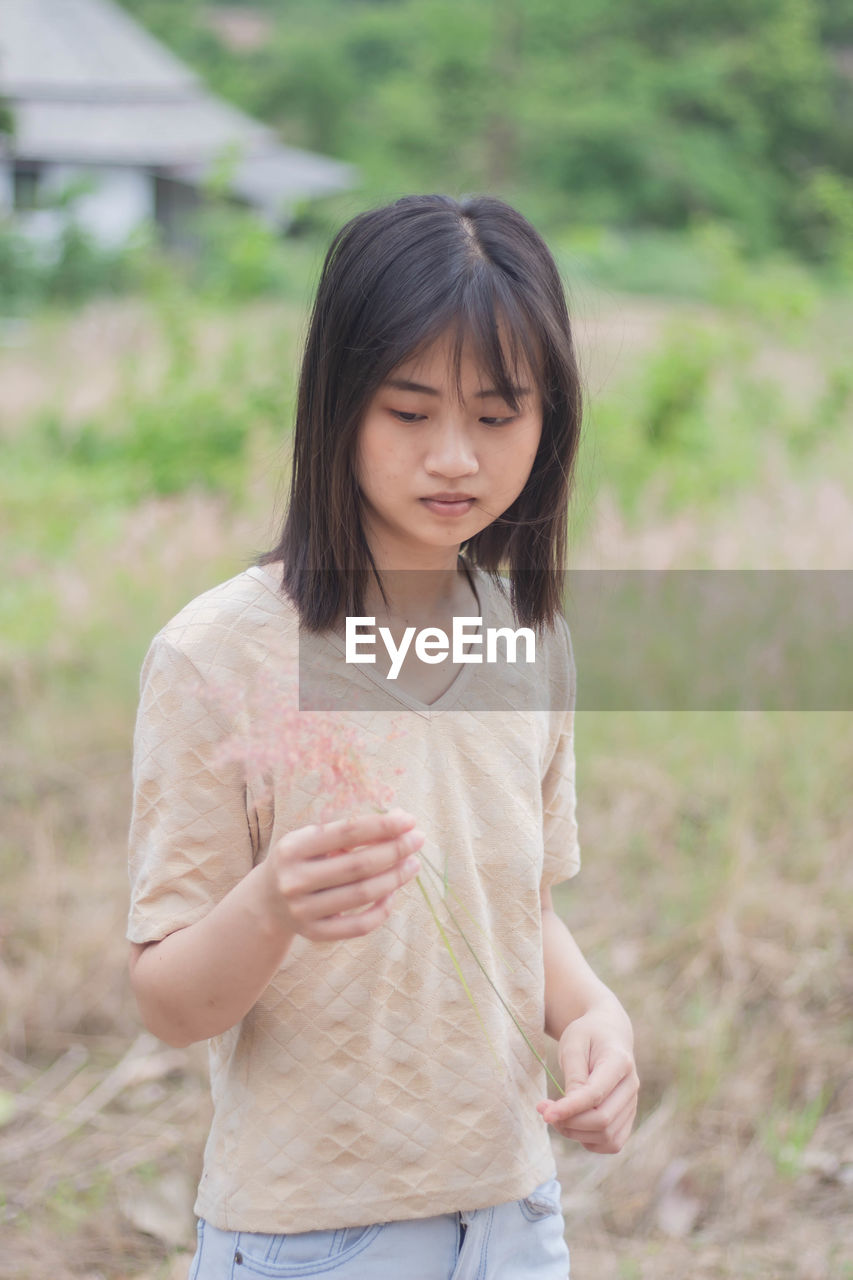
[127,634,256,944]
[540,612,581,889]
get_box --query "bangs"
[447,273,545,413]
[371,265,547,415]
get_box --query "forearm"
[541,904,632,1044]
[130,863,295,1048]
[129,810,423,1048]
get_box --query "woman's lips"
[420,497,475,516]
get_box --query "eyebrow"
[383,377,531,400]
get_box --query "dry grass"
[552,705,853,1279]
[0,297,305,437]
[1,296,851,1279]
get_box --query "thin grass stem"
[419,861,565,1096]
[417,849,519,976]
[415,877,502,1073]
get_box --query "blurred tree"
[485,0,523,187]
[817,0,853,41]
[113,0,853,262]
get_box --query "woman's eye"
[388,409,516,425]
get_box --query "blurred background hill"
[1,3,851,1278]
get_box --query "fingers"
[268,809,426,942]
[290,809,418,862]
[549,1074,638,1139]
[540,1049,634,1127]
[278,820,424,897]
[563,1093,638,1153]
[557,1071,638,1133]
[307,892,398,942]
[537,1059,640,1154]
[562,1101,637,1154]
[307,847,422,920]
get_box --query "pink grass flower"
[204,664,407,822]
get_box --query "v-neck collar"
[245,558,494,721]
[323,556,490,719]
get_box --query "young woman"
[127,193,639,1279]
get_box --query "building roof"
[0,0,355,213]
[0,0,198,97]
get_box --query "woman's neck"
[363,555,478,629]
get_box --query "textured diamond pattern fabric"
[127,565,581,1233]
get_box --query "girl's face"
[355,329,543,571]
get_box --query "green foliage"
[796,169,853,276]
[6,1,850,315]
[0,219,45,313]
[760,1085,831,1178]
[182,203,319,305]
[579,316,783,518]
[0,211,150,316]
[558,225,719,299]
[34,389,250,499]
[642,325,717,451]
[0,200,319,316]
[557,216,826,325]
[0,305,294,580]
[0,93,14,138]
[114,0,853,270]
[690,221,821,328]
[47,222,142,303]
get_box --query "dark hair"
[259,193,583,633]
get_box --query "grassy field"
[1,280,851,1279]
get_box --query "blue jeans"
[188,1177,570,1279]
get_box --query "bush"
[580,317,788,517]
[0,173,322,315]
[0,213,151,315]
[0,218,45,314]
[182,202,319,305]
[37,389,250,498]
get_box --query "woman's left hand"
[536,1008,639,1153]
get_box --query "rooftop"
[0,0,355,212]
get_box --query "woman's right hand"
[259,808,425,942]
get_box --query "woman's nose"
[424,416,479,476]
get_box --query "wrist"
[561,994,634,1048]
[246,861,297,949]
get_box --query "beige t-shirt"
[127,562,581,1233]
